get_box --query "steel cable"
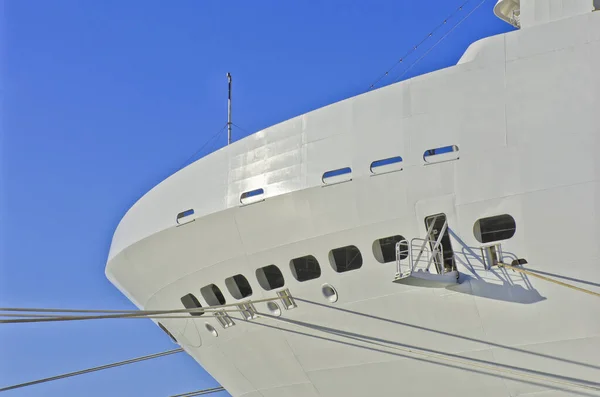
[393,0,490,83]
[368,0,472,90]
[0,348,184,392]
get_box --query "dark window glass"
[225,274,253,299]
[256,265,285,290]
[374,235,408,263]
[290,255,321,282]
[180,293,203,316]
[474,214,516,243]
[330,245,363,273]
[201,284,226,306]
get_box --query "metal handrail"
[409,238,446,275]
[395,240,410,276]
[395,217,449,279]
[425,219,448,273]
[412,215,438,267]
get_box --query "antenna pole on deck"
[227,72,232,145]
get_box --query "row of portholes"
[321,144,459,185]
[166,213,517,341]
[177,233,408,318]
[236,145,460,204]
[177,213,517,315]
[174,145,460,220]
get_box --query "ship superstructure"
[106,1,600,396]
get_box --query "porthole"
[321,283,338,303]
[180,293,204,316]
[176,209,195,225]
[474,214,516,243]
[373,235,408,263]
[256,265,285,291]
[225,274,253,299]
[322,167,352,185]
[200,284,226,306]
[423,145,459,163]
[205,323,218,337]
[240,188,264,205]
[290,255,321,282]
[370,156,403,174]
[329,245,362,273]
[266,301,281,317]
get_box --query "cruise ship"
[105,1,600,396]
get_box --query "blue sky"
[0,1,511,395]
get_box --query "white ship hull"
[106,6,600,397]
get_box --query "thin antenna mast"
[227,72,232,145]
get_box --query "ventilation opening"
[200,284,226,306]
[158,322,178,343]
[240,188,264,205]
[370,156,403,174]
[423,145,459,164]
[205,323,218,337]
[329,245,363,273]
[256,265,285,291]
[373,235,407,263]
[176,209,195,225]
[225,274,253,299]
[290,255,321,282]
[322,167,352,185]
[321,283,338,303]
[266,301,281,316]
[474,214,516,243]
[180,293,204,316]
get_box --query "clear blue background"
[0,1,511,395]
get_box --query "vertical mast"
[227,72,232,145]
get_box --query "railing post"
[413,216,438,269]
[425,219,448,274]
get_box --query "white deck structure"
[106,1,600,396]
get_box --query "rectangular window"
[374,235,407,263]
[176,209,195,225]
[329,245,363,273]
[322,167,352,185]
[290,255,321,281]
[201,284,226,306]
[474,214,516,243]
[240,188,264,205]
[180,293,204,316]
[370,156,403,174]
[225,274,253,299]
[423,145,459,164]
[256,265,285,291]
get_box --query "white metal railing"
[396,218,449,278]
[396,238,447,276]
[395,239,410,275]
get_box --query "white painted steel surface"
[106,10,600,397]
